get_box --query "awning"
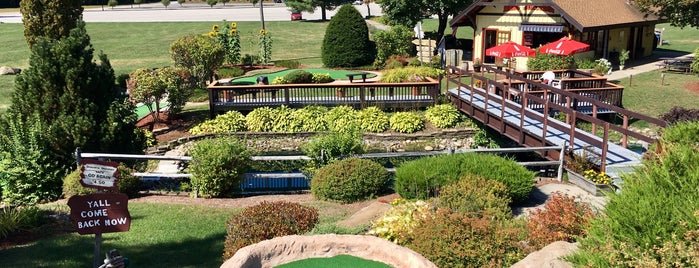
[519,24,564,33]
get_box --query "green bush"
[271,76,289,85]
[324,105,359,133]
[274,59,301,69]
[389,112,424,133]
[169,35,225,87]
[189,137,250,198]
[283,69,314,84]
[404,209,527,268]
[271,105,296,133]
[379,66,444,83]
[288,106,329,132]
[223,201,318,259]
[425,104,461,128]
[321,5,375,67]
[526,52,574,71]
[438,175,511,220]
[62,164,143,198]
[368,199,436,243]
[373,25,414,65]
[0,206,43,239]
[575,58,597,69]
[356,106,389,133]
[189,111,246,135]
[311,73,334,83]
[570,122,699,267]
[302,132,364,167]
[394,153,534,203]
[216,67,245,78]
[245,106,276,132]
[311,158,390,203]
[241,54,258,66]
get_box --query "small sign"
[68,193,131,235]
[80,159,119,191]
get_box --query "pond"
[275,254,391,268]
[224,68,377,85]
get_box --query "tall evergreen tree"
[321,4,375,67]
[20,0,84,48]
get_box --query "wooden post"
[661,73,665,86]
[628,74,633,87]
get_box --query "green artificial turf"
[229,68,376,84]
[275,254,391,268]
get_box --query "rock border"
[221,234,437,268]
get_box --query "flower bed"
[566,170,613,196]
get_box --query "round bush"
[289,106,329,132]
[169,34,225,87]
[311,158,390,203]
[62,164,142,198]
[302,132,364,167]
[321,5,375,67]
[271,105,297,133]
[245,106,276,132]
[189,137,250,198]
[389,112,424,133]
[324,105,359,133]
[394,153,534,203]
[189,111,246,135]
[425,104,461,128]
[438,175,511,219]
[356,106,389,133]
[311,73,334,83]
[283,69,314,84]
[223,201,318,259]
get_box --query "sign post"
[71,155,130,268]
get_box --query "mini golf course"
[274,254,391,268]
[228,68,377,85]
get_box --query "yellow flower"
[208,31,215,38]
[231,22,237,29]
[212,25,219,31]
[259,29,267,35]
[230,29,237,35]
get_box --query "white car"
[352,1,363,5]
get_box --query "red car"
[291,13,302,21]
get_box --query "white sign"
[80,159,119,190]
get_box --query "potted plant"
[336,87,346,98]
[473,58,483,72]
[618,49,629,70]
[564,150,614,196]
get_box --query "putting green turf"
[230,68,376,84]
[274,254,391,268]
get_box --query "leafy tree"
[376,0,473,40]
[128,68,167,123]
[220,0,230,5]
[321,4,375,67]
[634,0,699,28]
[20,0,83,48]
[169,35,225,87]
[0,22,146,205]
[373,25,414,64]
[207,0,218,8]
[108,0,118,8]
[284,0,352,21]
[177,0,185,6]
[135,0,143,7]
[161,0,170,8]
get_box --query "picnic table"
[346,73,370,83]
[658,57,694,73]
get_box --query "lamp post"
[259,0,266,30]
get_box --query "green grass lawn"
[654,23,699,54]
[618,70,699,118]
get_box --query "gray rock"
[510,241,578,268]
[0,66,21,75]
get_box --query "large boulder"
[221,234,437,268]
[510,241,578,268]
[0,66,21,75]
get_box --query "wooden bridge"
[445,65,666,179]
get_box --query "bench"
[346,73,369,83]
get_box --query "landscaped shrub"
[241,53,258,66]
[245,106,276,132]
[283,69,313,84]
[189,137,250,198]
[321,5,375,67]
[526,193,594,249]
[271,105,296,132]
[383,55,407,69]
[661,106,699,125]
[368,199,436,243]
[569,122,699,267]
[62,164,142,198]
[223,201,318,259]
[403,208,527,268]
[373,25,414,65]
[274,59,300,69]
[216,67,245,78]
[288,106,329,132]
[471,128,500,148]
[189,111,246,135]
[389,112,424,133]
[438,175,512,220]
[311,158,390,203]
[0,206,42,239]
[271,76,289,85]
[324,105,359,133]
[311,73,334,83]
[425,104,461,128]
[394,153,534,203]
[526,52,574,71]
[379,66,444,83]
[302,132,364,167]
[169,35,225,87]
[575,58,597,69]
[356,106,389,133]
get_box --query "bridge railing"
[445,65,666,171]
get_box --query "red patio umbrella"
[539,37,590,55]
[485,41,536,58]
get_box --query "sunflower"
[230,29,237,35]
[259,29,267,35]
[208,31,216,38]
[213,25,219,31]
[231,22,237,29]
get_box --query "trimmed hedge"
[189,137,250,198]
[394,153,534,203]
[311,158,390,203]
[438,175,512,220]
[321,5,375,67]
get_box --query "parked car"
[291,13,302,21]
[352,1,363,5]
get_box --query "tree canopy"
[376,0,473,40]
[634,0,699,28]
[284,0,352,21]
[20,0,83,48]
